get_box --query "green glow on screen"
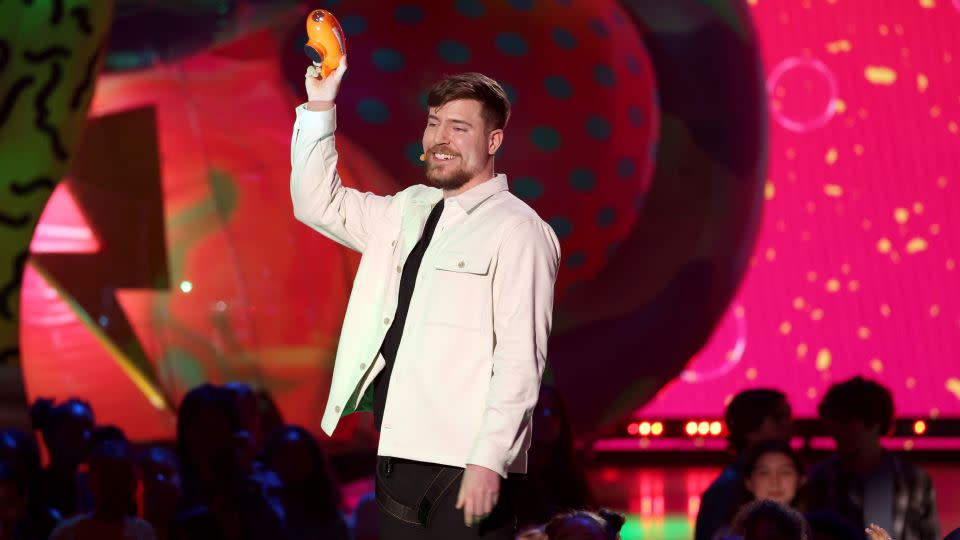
[619,514,694,540]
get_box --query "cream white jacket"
[290,104,560,477]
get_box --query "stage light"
[627,422,639,435]
[639,422,652,436]
[697,421,710,436]
[180,280,193,293]
[651,422,664,436]
[710,421,722,436]
[914,420,927,435]
[685,421,698,436]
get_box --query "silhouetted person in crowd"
[516,385,592,529]
[49,440,155,539]
[696,389,794,540]
[732,499,810,540]
[804,511,865,540]
[804,377,938,540]
[261,426,348,540]
[0,429,59,537]
[715,439,806,539]
[140,447,181,539]
[538,509,625,540]
[176,384,282,540]
[0,460,59,540]
[30,398,94,517]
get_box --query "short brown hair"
[427,73,511,131]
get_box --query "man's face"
[422,99,498,191]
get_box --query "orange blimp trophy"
[304,9,346,78]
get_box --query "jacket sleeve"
[290,104,392,253]
[465,219,561,478]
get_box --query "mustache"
[427,146,459,156]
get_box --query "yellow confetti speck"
[947,258,956,270]
[786,148,797,159]
[904,440,914,451]
[919,0,936,8]
[858,326,871,339]
[906,237,928,254]
[877,238,892,253]
[811,308,824,321]
[937,176,947,188]
[948,378,960,399]
[946,52,954,64]
[931,408,940,419]
[894,24,904,36]
[765,181,775,200]
[797,343,808,358]
[878,24,890,36]
[930,224,941,235]
[816,349,832,371]
[734,305,745,318]
[931,304,940,317]
[871,359,884,373]
[917,73,929,93]
[765,248,776,261]
[840,263,851,274]
[907,377,917,389]
[825,39,852,54]
[834,99,847,114]
[848,280,860,292]
[824,184,843,197]
[825,148,838,165]
[880,304,891,317]
[826,279,841,293]
[865,66,897,85]
[894,208,910,224]
[793,297,806,310]
[746,368,758,380]
[930,105,942,118]
[779,321,792,335]
[807,271,818,282]
[853,144,865,155]
[949,121,959,134]
[807,387,818,399]
[913,202,924,214]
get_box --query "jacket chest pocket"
[425,252,491,330]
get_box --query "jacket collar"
[410,174,509,214]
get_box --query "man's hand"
[455,464,501,527]
[304,55,347,110]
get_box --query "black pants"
[375,457,520,539]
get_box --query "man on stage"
[291,57,561,538]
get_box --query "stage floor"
[585,463,960,540]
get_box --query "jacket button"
[396,265,402,273]
[359,363,366,370]
[458,260,465,268]
[384,317,391,324]
[334,405,341,413]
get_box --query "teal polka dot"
[585,116,611,140]
[437,40,471,64]
[617,157,636,178]
[405,141,425,166]
[372,48,405,72]
[566,251,586,268]
[612,9,626,26]
[340,15,367,36]
[394,5,424,24]
[597,207,616,227]
[590,19,609,37]
[626,55,641,75]
[501,83,517,104]
[508,0,534,10]
[569,168,595,192]
[552,28,577,50]
[496,33,528,56]
[530,126,561,151]
[357,99,389,124]
[455,0,485,17]
[628,105,645,127]
[594,64,616,87]
[544,75,572,99]
[548,217,573,239]
[512,177,544,201]
[418,91,429,111]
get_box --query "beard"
[425,159,474,191]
